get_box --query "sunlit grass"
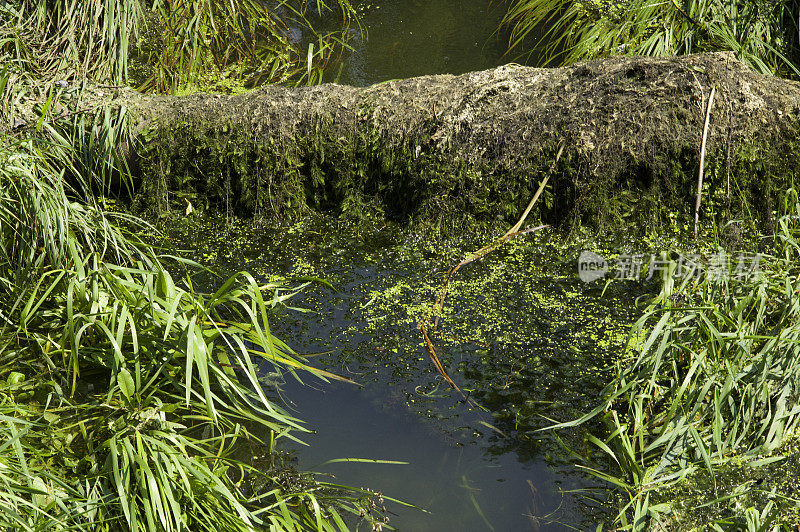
[552,191,800,528]
[0,0,359,95]
[0,129,386,530]
[503,0,800,77]
[0,9,383,528]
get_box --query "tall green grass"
[0,121,383,532]
[553,192,800,528]
[0,13,382,531]
[503,0,800,76]
[0,0,358,94]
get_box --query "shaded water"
[162,215,648,530]
[280,381,572,531]
[309,0,545,85]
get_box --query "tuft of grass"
[551,189,800,528]
[0,31,382,532]
[134,0,360,92]
[0,0,359,95]
[503,0,800,77]
[0,1,388,529]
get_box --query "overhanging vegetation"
[0,1,385,530]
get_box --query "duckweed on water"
[153,208,800,529]
[153,212,649,469]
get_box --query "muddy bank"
[115,52,800,231]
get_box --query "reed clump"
[560,191,800,528]
[0,2,384,530]
[0,118,380,532]
[0,0,357,97]
[503,0,800,77]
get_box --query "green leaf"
[118,368,135,403]
[6,372,25,385]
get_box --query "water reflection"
[269,259,619,530]
[309,0,543,85]
[280,379,573,531]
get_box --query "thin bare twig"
[695,86,716,240]
[419,142,564,402]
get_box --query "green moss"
[135,99,800,239]
[652,435,800,530]
[129,54,800,238]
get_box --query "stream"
[306,0,547,85]
[161,214,650,530]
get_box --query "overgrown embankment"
[104,51,800,231]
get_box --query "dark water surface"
[162,215,646,530]
[311,0,544,85]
